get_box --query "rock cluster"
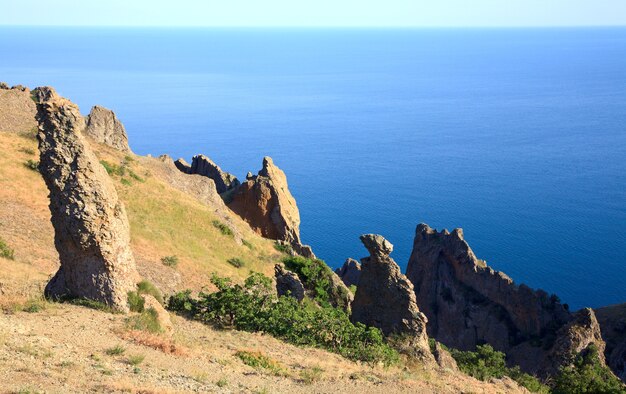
[335,258,361,287]
[274,264,305,301]
[228,157,300,244]
[36,88,139,312]
[175,154,239,194]
[85,105,131,152]
[351,234,433,361]
[0,82,37,134]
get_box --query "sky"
[1,0,626,28]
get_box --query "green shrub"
[283,256,350,310]
[24,159,39,171]
[227,257,245,268]
[212,220,233,236]
[0,237,15,260]
[273,241,293,254]
[552,344,626,394]
[100,160,125,176]
[168,273,398,365]
[450,344,548,393]
[161,255,179,267]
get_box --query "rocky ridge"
[175,154,240,194]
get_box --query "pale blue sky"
[2,0,626,27]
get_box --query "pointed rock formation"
[175,154,240,194]
[228,157,301,245]
[274,264,305,301]
[85,105,131,152]
[351,234,433,361]
[335,258,361,287]
[36,88,139,312]
[174,158,191,174]
[406,223,571,353]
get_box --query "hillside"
[0,107,527,393]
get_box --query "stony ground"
[0,302,526,394]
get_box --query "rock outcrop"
[351,234,433,361]
[274,264,305,301]
[36,88,139,312]
[406,223,571,354]
[227,156,314,256]
[85,105,131,152]
[0,83,37,134]
[335,258,361,287]
[175,154,239,194]
[595,303,626,381]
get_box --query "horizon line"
[2,24,626,29]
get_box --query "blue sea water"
[1,27,625,310]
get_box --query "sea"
[1,27,624,310]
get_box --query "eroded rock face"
[274,264,305,301]
[406,223,571,353]
[36,89,139,312]
[594,303,626,382]
[181,154,240,194]
[228,157,301,244]
[351,234,433,361]
[85,105,131,152]
[335,258,361,287]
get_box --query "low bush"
[450,344,548,393]
[552,344,626,394]
[212,220,233,236]
[0,237,15,260]
[283,256,350,310]
[126,308,163,333]
[105,345,126,356]
[161,255,179,268]
[168,272,398,365]
[273,241,293,254]
[227,257,245,268]
[235,350,285,375]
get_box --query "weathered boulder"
[181,154,240,194]
[228,157,301,244]
[36,88,139,312]
[406,223,571,354]
[432,342,459,371]
[274,264,305,301]
[85,105,131,152]
[141,294,173,333]
[351,234,433,361]
[335,258,361,287]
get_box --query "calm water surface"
[1,27,625,309]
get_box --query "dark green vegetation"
[282,256,351,310]
[0,237,15,260]
[227,257,246,268]
[127,280,164,312]
[168,272,398,365]
[445,343,548,393]
[273,241,293,254]
[235,350,285,375]
[552,344,626,394]
[211,220,233,236]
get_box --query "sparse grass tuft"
[216,378,228,388]
[212,220,233,236]
[105,345,126,356]
[137,280,163,305]
[127,291,145,312]
[235,350,285,376]
[127,354,145,366]
[126,308,163,334]
[299,366,324,384]
[0,237,15,260]
[242,239,254,249]
[19,146,36,155]
[23,159,39,172]
[161,255,179,268]
[227,257,245,268]
[66,298,119,313]
[120,178,132,186]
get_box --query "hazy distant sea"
[1,27,625,309]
